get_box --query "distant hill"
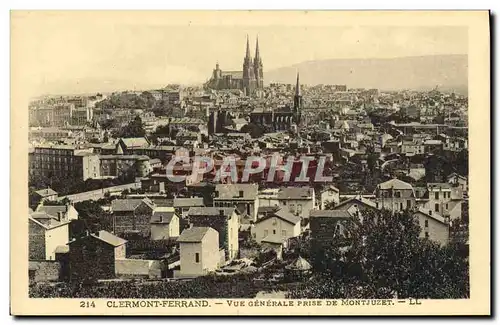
[265,55,468,94]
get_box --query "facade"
[374,178,417,212]
[68,231,127,281]
[420,183,463,221]
[251,209,301,244]
[176,227,220,278]
[205,36,264,96]
[413,208,450,246]
[320,185,340,209]
[111,198,156,237]
[29,215,70,261]
[150,208,180,240]
[29,145,100,181]
[213,184,259,222]
[277,186,315,219]
[187,207,239,261]
[309,209,353,248]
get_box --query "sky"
[11,11,468,97]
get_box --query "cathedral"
[205,36,264,95]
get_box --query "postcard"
[11,10,490,316]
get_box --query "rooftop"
[177,227,215,243]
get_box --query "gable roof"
[36,205,69,217]
[378,178,414,191]
[120,137,149,148]
[214,184,258,200]
[310,209,352,219]
[277,187,313,200]
[92,230,127,247]
[177,227,214,243]
[151,208,177,224]
[413,207,447,224]
[34,188,58,197]
[173,197,205,208]
[29,216,67,230]
[187,207,236,218]
[111,198,155,212]
[335,196,378,210]
[261,234,286,245]
[257,208,301,225]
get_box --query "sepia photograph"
[10,10,490,316]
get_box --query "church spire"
[255,36,261,61]
[295,72,301,96]
[245,35,251,59]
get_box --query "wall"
[45,224,69,261]
[29,220,46,260]
[416,213,449,246]
[279,198,314,219]
[29,261,61,283]
[251,216,299,244]
[178,242,203,277]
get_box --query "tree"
[72,200,113,238]
[118,116,146,138]
[240,123,265,138]
[291,209,469,299]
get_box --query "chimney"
[428,210,432,216]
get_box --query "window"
[445,203,449,210]
[399,203,403,210]
[289,204,295,213]
[195,253,200,263]
[425,220,429,227]
[435,204,439,212]
[425,232,429,238]
[395,191,401,198]
[283,201,287,206]
[407,200,411,208]
[281,230,287,237]
[273,229,276,235]
[435,192,439,200]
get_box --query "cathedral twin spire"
[244,35,262,63]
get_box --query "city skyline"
[13,12,468,97]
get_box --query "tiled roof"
[120,137,149,148]
[215,184,258,200]
[92,230,127,247]
[378,178,414,191]
[151,209,176,224]
[111,198,154,212]
[261,234,286,244]
[34,188,58,197]
[277,187,313,200]
[310,210,352,219]
[36,205,68,217]
[187,207,235,218]
[173,197,204,208]
[177,227,214,243]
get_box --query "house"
[116,137,150,155]
[35,203,79,222]
[187,207,239,261]
[413,207,450,246]
[251,209,301,244]
[29,214,70,261]
[260,235,285,261]
[320,185,340,209]
[30,188,58,209]
[67,230,127,281]
[310,209,353,248]
[419,183,463,221]
[374,178,416,212]
[111,198,155,237]
[277,187,316,219]
[173,197,205,218]
[175,227,220,278]
[334,196,379,223]
[150,207,180,240]
[447,173,468,193]
[213,184,259,222]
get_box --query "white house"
[29,214,70,261]
[251,209,301,244]
[175,227,220,278]
[413,207,450,246]
[320,185,340,209]
[277,187,315,219]
[150,207,180,240]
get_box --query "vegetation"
[114,116,146,138]
[71,200,113,237]
[291,209,469,299]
